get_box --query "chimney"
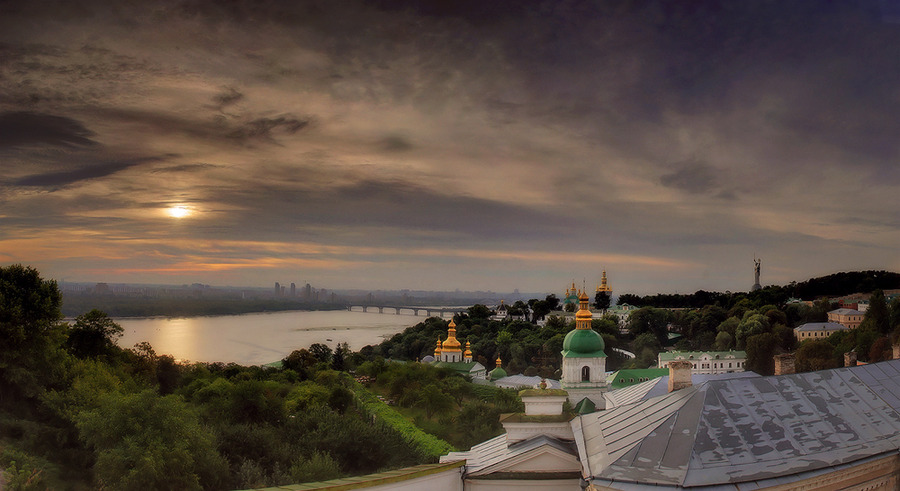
[894,344,900,360]
[844,351,857,367]
[774,353,795,375]
[668,360,693,392]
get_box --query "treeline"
[61,294,345,318]
[617,270,900,309]
[624,290,900,374]
[372,305,629,377]
[0,265,480,490]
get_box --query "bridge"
[347,305,468,318]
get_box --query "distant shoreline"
[61,293,347,318]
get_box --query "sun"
[166,205,192,219]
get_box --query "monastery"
[279,286,900,490]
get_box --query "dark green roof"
[607,368,668,389]
[561,328,606,358]
[573,397,597,414]
[489,366,507,381]
[498,412,573,423]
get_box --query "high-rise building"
[274,282,280,297]
[290,283,296,297]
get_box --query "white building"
[657,350,746,374]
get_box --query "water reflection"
[116,310,417,366]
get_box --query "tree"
[65,309,123,360]
[796,340,839,372]
[735,312,769,349]
[332,342,351,371]
[617,294,642,306]
[861,290,890,334]
[0,264,66,401]
[467,304,493,320]
[290,451,342,483]
[282,349,318,374]
[76,389,227,490]
[745,333,778,375]
[714,331,734,350]
[544,294,561,312]
[416,384,454,418]
[309,343,333,364]
[890,297,900,332]
[594,291,611,311]
[627,307,671,345]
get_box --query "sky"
[2,0,900,296]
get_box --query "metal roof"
[828,308,862,315]
[794,322,848,332]
[574,359,900,488]
[493,375,561,390]
[441,434,577,476]
[658,350,746,362]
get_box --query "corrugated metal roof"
[493,375,561,390]
[441,434,577,476]
[579,359,900,488]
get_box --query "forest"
[0,265,516,490]
[5,264,900,490]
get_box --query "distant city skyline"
[2,1,899,295]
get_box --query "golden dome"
[464,341,472,357]
[441,320,462,352]
[434,338,442,356]
[495,356,502,368]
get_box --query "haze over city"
[2,1,899,295]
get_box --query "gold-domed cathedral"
[561,290,607,409]
[431,319,486,379]
[439,319,463,362]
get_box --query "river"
[115,310,428,366]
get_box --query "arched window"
[581,366,590,381]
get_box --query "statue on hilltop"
[752,257,762,291]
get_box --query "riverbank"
[61,293,346,318]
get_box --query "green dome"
[562,329,606,358]
[489,367,508,381]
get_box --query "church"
[285,286,900,490]
[429,318,487,380]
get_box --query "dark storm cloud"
[0,112,98,148]
[198,177,574,243]
[660,161,718,194]
[380,135,413,152]
[226,116,311,143]
[151,163,221,174]
[212,87,244,110]
[13,156,171,188]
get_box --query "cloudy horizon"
[2,0,899,296]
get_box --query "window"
[582,366,590,382]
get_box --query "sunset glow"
[2,2,899,293]
[166,206,192,219]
